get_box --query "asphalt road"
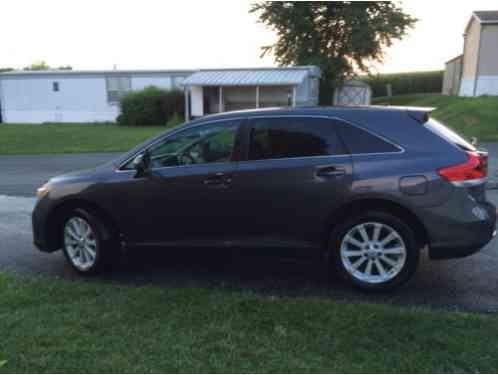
[0,153,121,196]
[1,151,498,313]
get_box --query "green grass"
[372,94,498,142]
[0,123,166,155]
[1,272,498,373]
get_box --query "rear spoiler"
[373,104,436,124]
[405,107,436,124]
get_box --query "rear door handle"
[203,172,232,186]
[315,165,346,178]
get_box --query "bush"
[117,86,184,126]
[362,71,443,97]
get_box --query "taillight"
[437,151,488,185]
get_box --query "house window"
[309,78,319,99]
[106,76,131,103]
[52,82,60,92]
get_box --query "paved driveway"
[0,151,498,313]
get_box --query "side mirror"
[132,152,150,176]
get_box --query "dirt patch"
[464,116,480,126]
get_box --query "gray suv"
[32,106,496,291]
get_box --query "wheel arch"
[45,198,121,251]
[322,198,429,251]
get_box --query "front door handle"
[203,172,232,186]
[315,165,346,178]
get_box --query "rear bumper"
[428,201,496,260]
[430,229,496,260]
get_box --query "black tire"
[329,210,420,292]
[61,208,119,275]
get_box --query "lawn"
[372,94,498,142]
[1,95,498,155]
[0,123,166,155]
[1,272,497,373]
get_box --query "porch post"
[219,86,223,113]
[256,86,260,108]
[292,86,297,107]
[184,87,190,121]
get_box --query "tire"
[329,210,420,292]
[61,208,119,275]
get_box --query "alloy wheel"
[64,217,98,271]
[340,222,407,284]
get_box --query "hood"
[47,163,113,186]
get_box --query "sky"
[1,0,497,73]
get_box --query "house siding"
[0,71,192,123]
[460,17,481,96]
[462,18,481,79]
[477,24,498,76]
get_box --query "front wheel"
[61,209,118,275]
[330,211,420,291]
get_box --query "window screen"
[336,120,400,154]
[106,76,131,103]
[248,117,346,161]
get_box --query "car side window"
[248,117,346,161]
[124,120,241,170]
[335,120,401,154]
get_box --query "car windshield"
[424,118,476,151]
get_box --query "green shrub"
[362,71,443,97]
[117,86,184,126]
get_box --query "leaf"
[0,360,7,368]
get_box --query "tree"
[0,68,13,73]
[23,61,72,71]
[23,61,50,71]
[251,1,417,104]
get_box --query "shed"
[442,55,463,95]
[458,11,498,96]
[182,66,320,120]
[333,79,372,106]
[0,69,194,123]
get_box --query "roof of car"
[189,105,434,124]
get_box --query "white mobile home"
[183,66,320,120]
[0,70,194,123]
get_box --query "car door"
[111,118,245,246]
[231,115,353,248]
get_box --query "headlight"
[36,183,50,199]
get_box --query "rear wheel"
[61,209,118,275]
[330,211,420,291]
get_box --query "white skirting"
[459,75,498,97]
[2,109,120,124]
[475,75,498,96]
[459,77,475,96]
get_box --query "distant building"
[333,79,372,106]
[442,55,463,96]
[0,66,321,124]
[0,70,193,123]
[182,66,320,120]
[444,11,498,96]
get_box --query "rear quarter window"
[424,118,476,151]
[336,120,401,154]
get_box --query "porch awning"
[183,68,309,87]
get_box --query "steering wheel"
[179,151,196,165]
